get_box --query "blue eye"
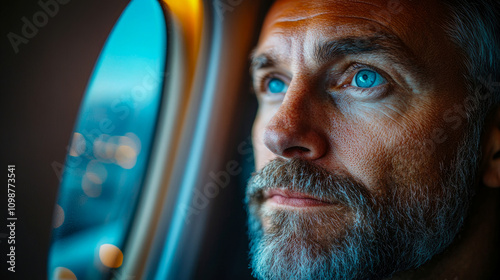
[267,78,288,94]
[351,69,386,88]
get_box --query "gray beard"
[246,135,477,280]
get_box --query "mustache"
[246,158,375,209]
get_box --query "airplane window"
[48,0,271,279]
[48,0,167,279]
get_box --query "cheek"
[332,100,465,196]
[354,113,463,196]
[332,122,392,190]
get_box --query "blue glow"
[48,0,166,279]
[352,69,385,88]
[268,78,287,94]
[86,0,166,102]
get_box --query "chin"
[259,200,351,243]
[247,200,383,280]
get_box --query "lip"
[264,189,334,207]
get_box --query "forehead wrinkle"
[253,5,430,91]
[267,0,388,25]
[263,0,393,35]
[272,12,335,24]
[314,33,409,64]
[258,13,401,71]
[251,28,293,74]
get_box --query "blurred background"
[1,1,129,279]
[1,0,272,279]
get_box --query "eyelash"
[254,63,391,98]
[344,63,382,84]
[336,63,391,97]
[256,72,288,95]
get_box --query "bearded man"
[245,0,500,279]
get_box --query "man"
[245,0,500,279]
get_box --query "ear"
[481,106,500,188]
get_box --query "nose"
[263,84,328,160]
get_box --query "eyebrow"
[250,33,423,77]
[314,35,406,64]
[250,51,277,75]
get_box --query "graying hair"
[445,0,500,118]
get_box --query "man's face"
[246,0,479,279]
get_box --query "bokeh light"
[52,204,65,229]
[82,175,103,198]
[52,267,77,280]
[69,132,86,157]
[115,144,137,169]
[93,135,110,160]
[86,160,108,183]
[99,244,124,268]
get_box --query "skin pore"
[247,0,500,279]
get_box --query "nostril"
[283,146,310,156]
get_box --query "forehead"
[255,0,457,70]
